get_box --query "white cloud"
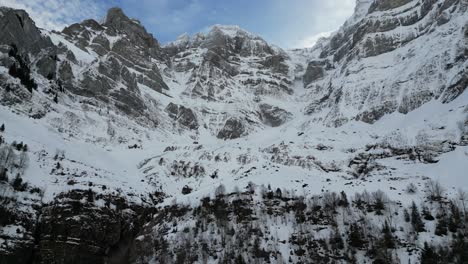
[294,31,333,49]
[263,0,356,48]
[0,0,108,30]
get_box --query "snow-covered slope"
[0,1,467,263]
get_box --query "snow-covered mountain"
[0,0,467,263]
[303,0,468,126]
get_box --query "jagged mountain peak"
[166,24,270,50]
[104,7,127,22]
[208,24,262,40]
[103,7,143,30]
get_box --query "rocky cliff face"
[59,7,168,125]
[0,7,57,107]
[161,25,295,139]
[303,0,468,126]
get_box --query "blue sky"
[0,0,356,48]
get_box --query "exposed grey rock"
[260,55,289,75]
[356,101,398,124]
[303,61,328,86]
[111,88,148,120]
[76,75,112,102]
[259,104,292,127]
[201,25,274,57]
[217,118,245,140]
[202,50,239,77]
[55,8,172,126]
[0,7,57,79]
[104,7,165,62]
[62,7,169,92]
[164,25,292,106]
[369,0,412,12]
[0,7,55,56]
[36,56,57,79]
[58,61,74,84]
[37,190,155,264]
[306,0,468,126]
[165,103,199,130]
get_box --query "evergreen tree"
[411,202,426,232]
[348,223,366,249]
[448,202,461,233]
[374,197,385,215]
[404,209,410,223]
[235,254,246,264]
[0,124,4,132]
[422,206,435,221]
[435,217,448,236]
[12,174,24,191]
[382,221,395,248]
[330,227,344,253]
[421,242,439,264]
[450,232,468,263]
[275,188,282,198]
[15,142,23,151]
[338,191,349,207]
[0,167,7,182]
[86,188,94,203]
[7,45,37,92]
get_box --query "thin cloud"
[262,0,355,48]
[295,31,333,49]
[0,0,356,49]
[0,0,110,30]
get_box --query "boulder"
[259,104,292,127]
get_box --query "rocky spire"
[103,7,134,29]
[102,7,161,51]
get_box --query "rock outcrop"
[165,103,199,130]
[217,117,246,140]
[0,7,57,100]
[259,104,292,127]
[58,8,169,124]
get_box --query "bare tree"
[405,183,418,194]
[0,146,16,170]
[457,189,467,217]
[427,180,445,201]
[18,151,29,174]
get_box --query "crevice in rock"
[15,14,24,29]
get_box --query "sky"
[0,0,356,49]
